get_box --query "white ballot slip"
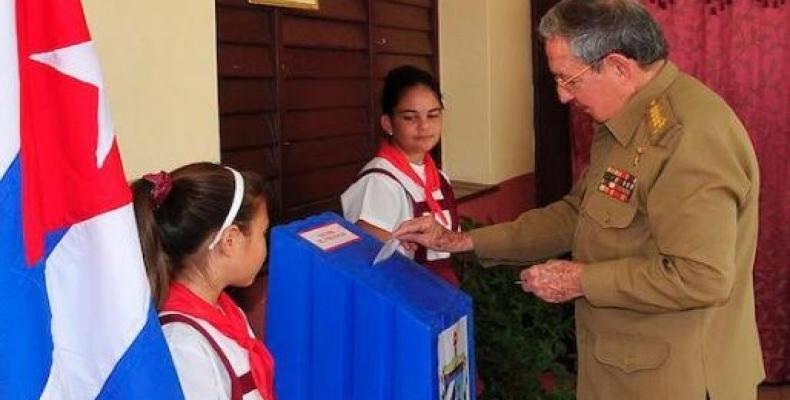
[372,238,401,265]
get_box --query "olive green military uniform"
[471,62,764,400]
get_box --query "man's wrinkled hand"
[520,259,584,303]
[392,215,473,253]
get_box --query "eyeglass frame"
[554,53,611,92]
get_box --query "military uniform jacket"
[471,62,764,400]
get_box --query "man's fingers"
[522,265,567,302]
[393,215,433,237]
[390,216,426,249]
[519,267,535,292]
[398,238,419,251]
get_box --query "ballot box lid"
[268,212,472,327]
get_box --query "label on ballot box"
[298,222,360,251]
[266,212,475,400]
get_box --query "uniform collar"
[604,61,679,146]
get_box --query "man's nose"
[556,85,574,104]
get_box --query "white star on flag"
[30,41,115,167]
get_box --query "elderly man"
[393,0,764,399]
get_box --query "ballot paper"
[372,238,401,265]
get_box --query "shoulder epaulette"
[645,95,678,145]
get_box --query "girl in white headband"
[132,162,275,400]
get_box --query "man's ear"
[604,53,636,79]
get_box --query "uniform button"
[604,213,612,223]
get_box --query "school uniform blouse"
[161,310,263,400]
[341,156,455,262]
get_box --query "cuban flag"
[0,0,184,398]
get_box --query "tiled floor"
[759,383,790,400]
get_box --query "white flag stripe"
[42,203,151,399]
[30,42,115,167]
[0,0,19,176]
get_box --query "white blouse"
[160,311,263,400]
[341,157,453,261]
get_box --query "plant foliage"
[455,217,576,400]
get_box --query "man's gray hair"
[539,0,668,68]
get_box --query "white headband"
[207,166,245,250]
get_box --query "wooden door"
[371,0,439,159]
[217,0,439,224]
[215,0,438,335]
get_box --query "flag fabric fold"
[1,0,183,398]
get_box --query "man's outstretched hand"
[392,215,474,253]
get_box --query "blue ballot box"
[266,213,475,400]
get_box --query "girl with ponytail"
[131,162,275,400]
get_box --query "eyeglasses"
[554,64,594,92]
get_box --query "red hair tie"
[143,171,172,209]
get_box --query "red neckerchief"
[377,141,447,224]
[161,282,276,400]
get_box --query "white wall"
[83,0,219,180]
[439,0,534,185]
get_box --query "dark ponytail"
[131,162,266,308]
[131,179,171,308]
